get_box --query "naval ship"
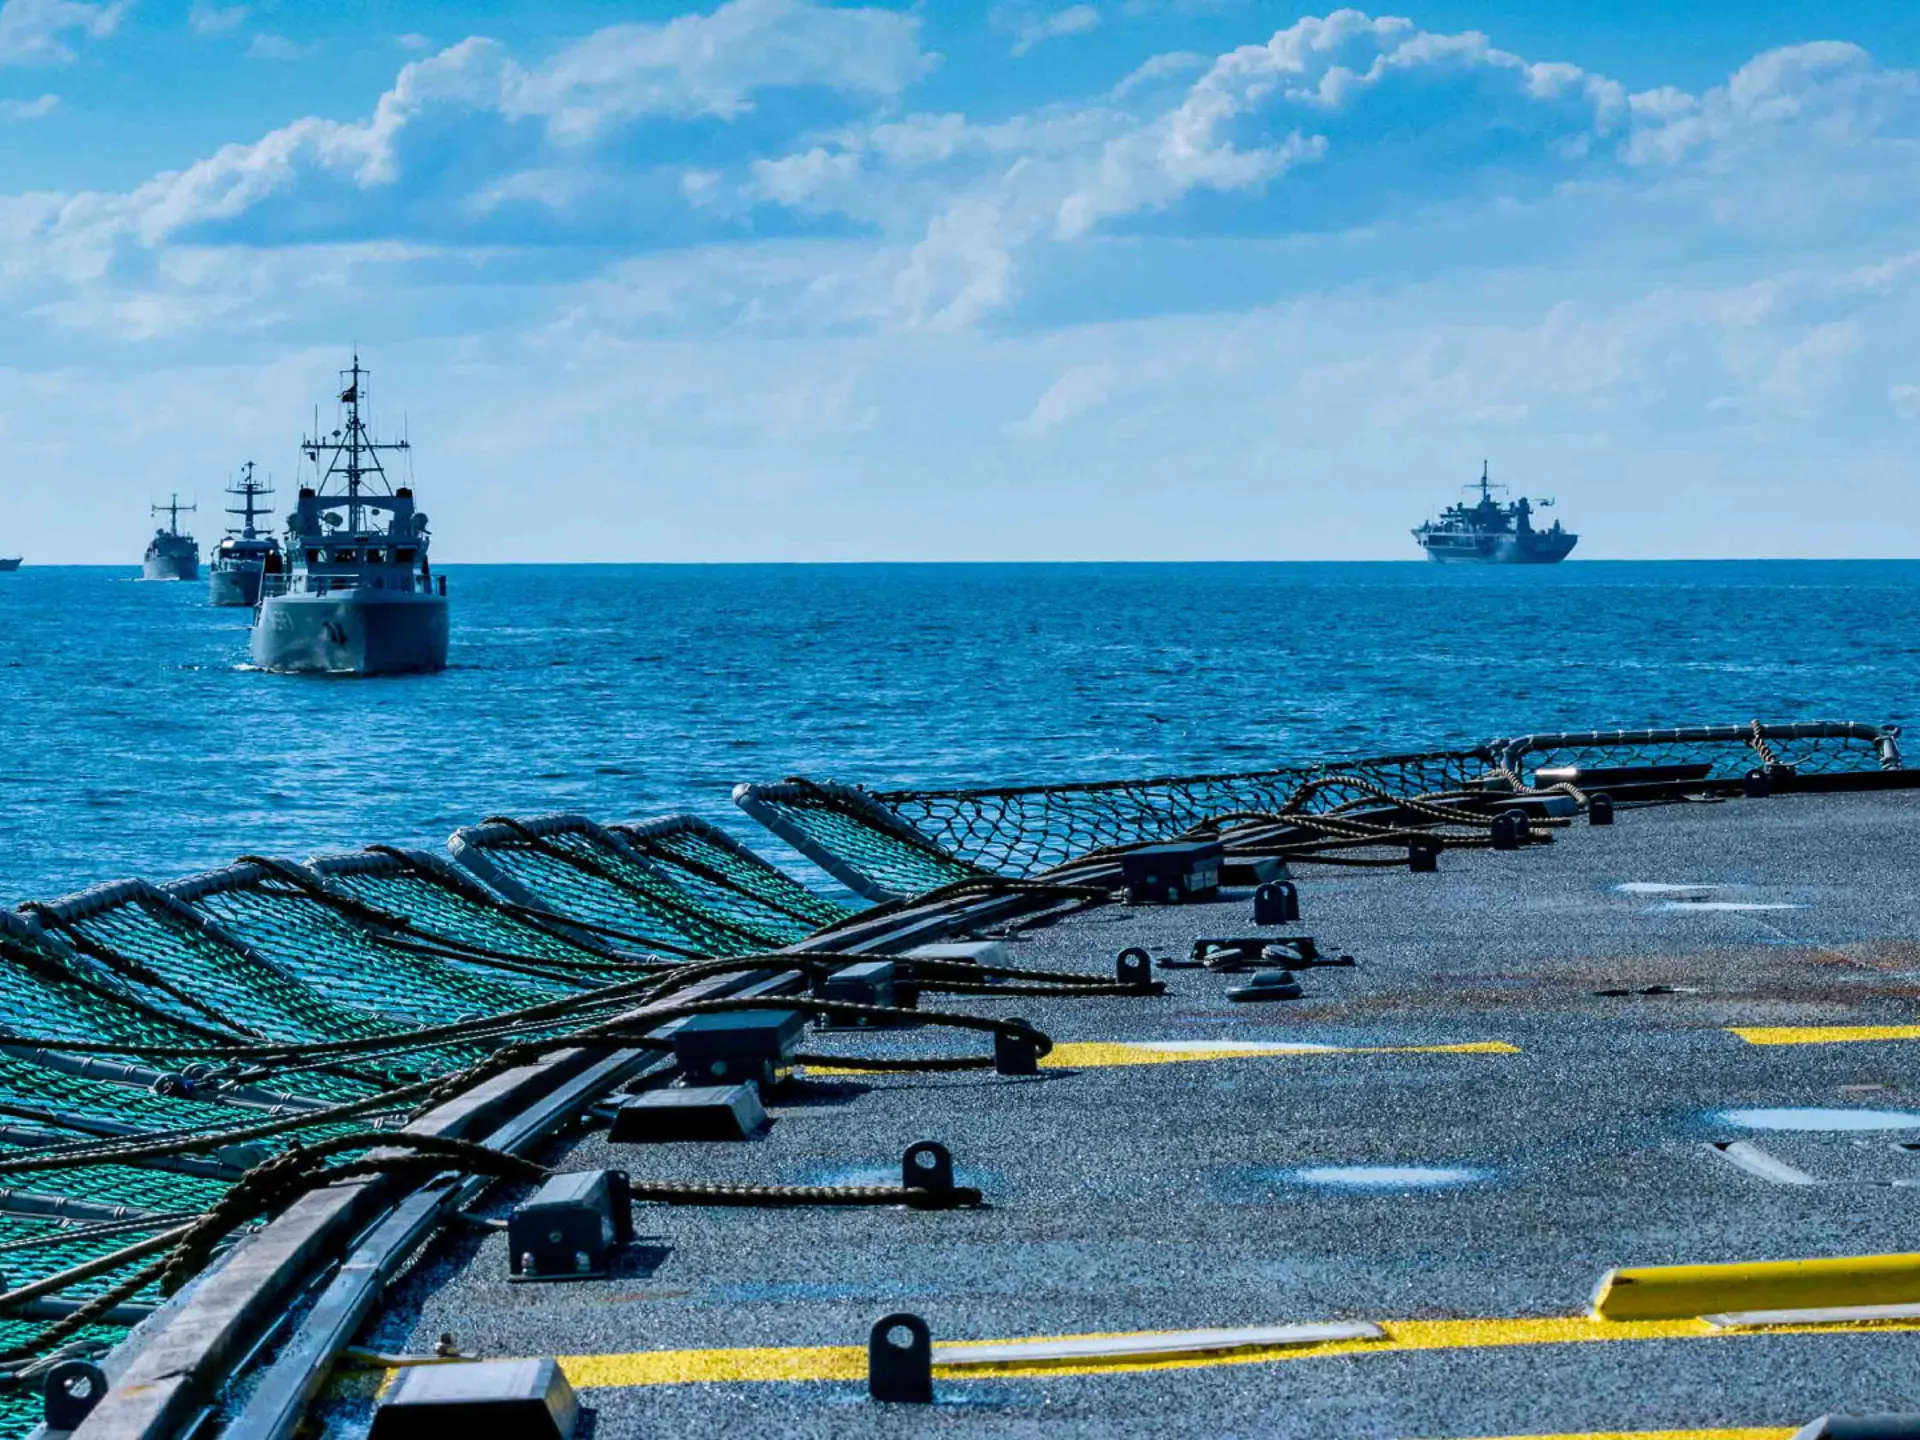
[250,355,448,674]
[207,462,282,608]
[1412,462,1576,563]
[141,495,199,580]
[0,557,19,572]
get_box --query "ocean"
[1,560,1912,905]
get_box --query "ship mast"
[301,354,409,536]
[151,495,195,535]
[225,461,273,540]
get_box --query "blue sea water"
[0,560,1913,904]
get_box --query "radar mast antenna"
[301,353,410,536]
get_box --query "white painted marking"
[1653,902,1804,913]
[1615,883,1726,895]
[1706,1301,1920,1330]
[1708,1141,1818,1186]
[930,1321,1383,1367]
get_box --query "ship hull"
[142,554,199,581]
[209,564,264,608]
[251,590,449,676]
[0,558,20,572]
[1415,534,1577,565]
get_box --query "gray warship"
[250,355,448,675]
[1412,462,1576,563]
[141,495,199,580]
[207,462,281,607]
[0,556,19,572]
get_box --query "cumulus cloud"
[187,2,247,35]
[0,0,126,66]
[993,4,1102,58]
[0,89,55,118]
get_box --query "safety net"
[731,780,989,900]
[449,813,800,955]
[609,815,857,943]
[306,847,642,987]
[169,862,563,1030]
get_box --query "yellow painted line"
[520,1312,1920,1391]
[805,1039,1519,1075]
[1730,1025,1920,1047]
[1594,1253,1920,1321]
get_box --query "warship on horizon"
[250,355,448,676]
[143,495,199,580]
[0,556,19,572]
[1411,462,1577,564]
[208,462,282,608]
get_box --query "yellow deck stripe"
[1730,1025,1920,1047]
[806,1039,1518,1076]
[535,1313,1920,1390]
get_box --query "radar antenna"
[151,495,196,534]
[301,354,410,535]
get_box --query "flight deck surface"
[338,789,1920,1439]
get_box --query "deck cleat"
[1409,841,1440,872]
[994,1017,1042,1075]
[507,1170,634,1282]
[1228,969,1303,1002]
[1589,792,1615,825]
[868,1313,934,1404]
[1253,880,1301,925]
[1115,948,1154,984]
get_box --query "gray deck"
[347,790,1920,1438]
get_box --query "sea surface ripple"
[0,560,1912,903]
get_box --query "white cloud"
[994,4,1102,58]
[507,0,930,140]
[0,89,56,118]
[396,32,430,52]
[0,0,127,66]
[246,33,314,62]
[1010,362,1113,434]
[188,2,247,35]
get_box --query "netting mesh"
[614,818,857,942]
[43,886,401,1053]
[176,869,560,1029]
[312,859,630,986]
[858,751,1487,878]
[732,782,986,900]
[451,815,811,955]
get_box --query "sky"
[2,1,1918,562]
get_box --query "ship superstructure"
[143,494,199,580]
[208,462,282,608]
[1412,462,1576,564]
[250,355,448,675]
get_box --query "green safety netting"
[168,862,562,1031]
[449,814,816,955]
[731,780,987,901]
[611,815,856,941]
[306,847,639,986]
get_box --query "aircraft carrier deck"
[2,722,1913,1439]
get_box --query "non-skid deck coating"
[332,789,1920,1438]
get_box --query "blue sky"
[3,1,1918,561]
